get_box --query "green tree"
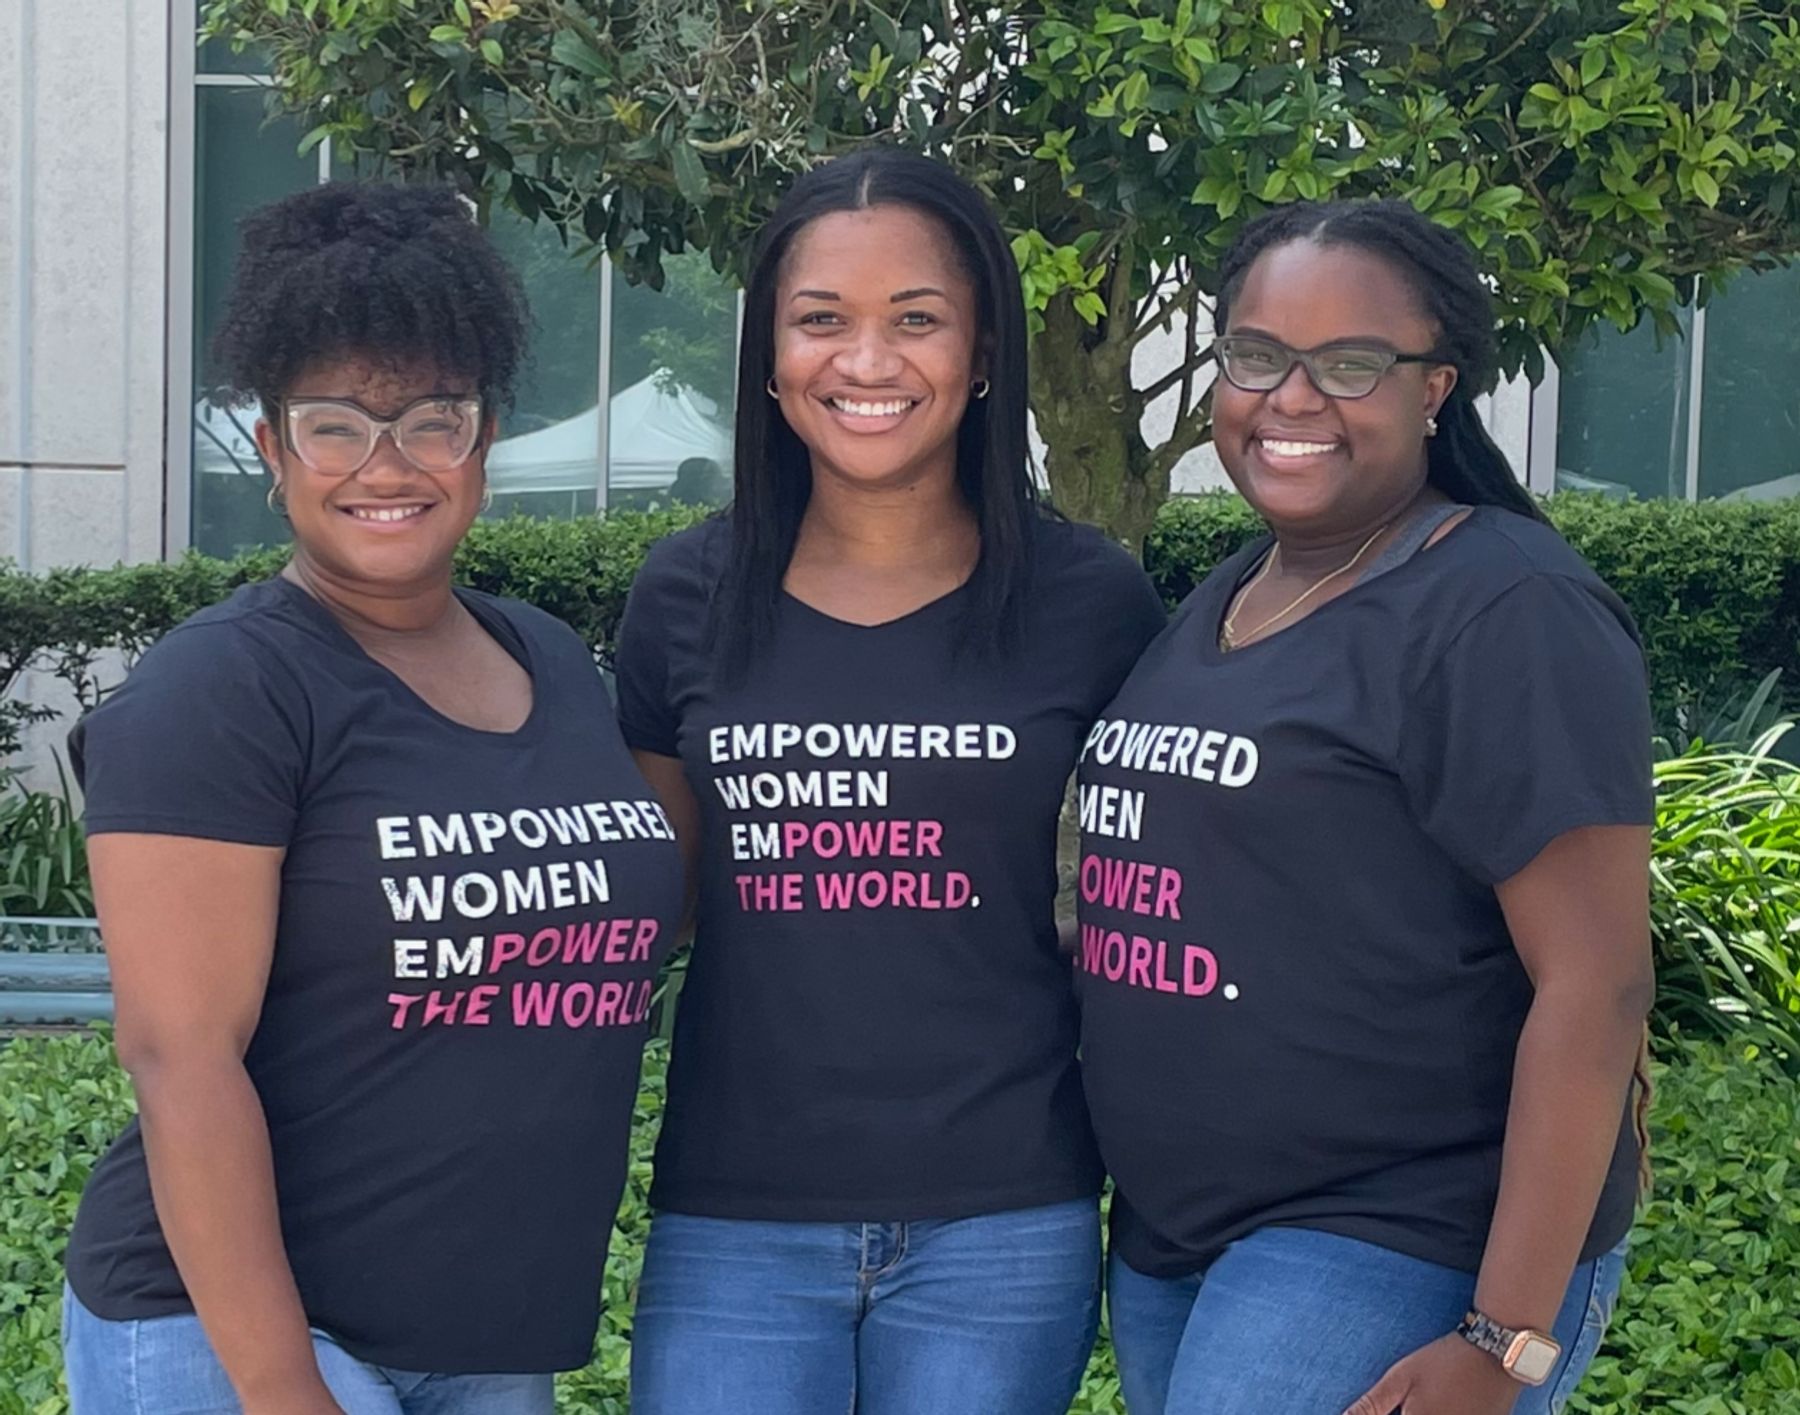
[205,0,1800,547]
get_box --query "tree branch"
[1127,269,1210,354]
[1149,391,1214,484]
[1138,345,1215,411]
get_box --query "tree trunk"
[1028,296,1167,554]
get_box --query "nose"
[351,431,418,485]
[1266,359,1332,416]
[833,322,907,384]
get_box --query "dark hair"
[1214,199,1547,521]
[716,147,1038,668]
[210,182,528,415]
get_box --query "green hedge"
[1,1032,1794,1413]
[1148,495,1800,720]
[6,495,1800,757]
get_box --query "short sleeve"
[1053,523,1169,712]
[1399,573,1653,884]
[613,548,683,757]
[70,622,305,845]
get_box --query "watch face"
[1508,1334,1561,1385]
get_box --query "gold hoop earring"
[266,480,288,517]
[766,377,780,400]
[971,378,991,401]
[1425,415,1439,438]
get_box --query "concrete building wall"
[0,0,171,574]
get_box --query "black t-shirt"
[614,514,1167,1221]
[1074,506,1652,1278]
[64,578,683,1374]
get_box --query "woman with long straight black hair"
[614,147,1166,1414]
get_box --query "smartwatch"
[1456,1309,1562,1386]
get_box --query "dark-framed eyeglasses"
[1214,335,1443,400]
[281,395,485,476]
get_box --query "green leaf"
[427,23,467,44]
[671,141,710,207]
[550,28,611,79]
[1200,62,1243,95]
[479,38,504,66]
[1693,169,1721,207]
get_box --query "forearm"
[1473,982,1647,1330]
[133,1056,332,1405]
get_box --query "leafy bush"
[1651,737,1800,1067]
[0,764,92,919]
[1,1033,1793,1413]
[8,496,1800,762]
[1151,494,1800,724]
[1567,1037,1800,1414]
[0,1031,137,1414]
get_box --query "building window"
[1548,265,1800,503]
[179,9,738,559]
[1696,262,1800,502]
[1553,312,1694,501]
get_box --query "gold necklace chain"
[1219,521,1391,650]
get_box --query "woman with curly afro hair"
[59,182,685,1414]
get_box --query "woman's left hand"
[1342,1333,1524,1415]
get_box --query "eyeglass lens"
[1217,337,1393,399]
[289,399,481,474]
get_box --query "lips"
[1254,434,1342,462]
[340,504,431,524]
[829,396,918,417]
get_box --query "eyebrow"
[787,287,951,304]
[1229,326,1404,352]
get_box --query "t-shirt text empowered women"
[708,719,1013,914]
[376,797,675,1030]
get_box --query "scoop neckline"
[1198,503,1485,664]
[272,576,548,742]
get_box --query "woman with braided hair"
[1073,199,1652,1415]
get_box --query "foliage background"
[202,0,1800,542]
[11,494,1800,760]
[2,1034,1794,1413]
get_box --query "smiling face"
[771,205,984,494]
[1213,240,1459,536]
[254,354,490,593]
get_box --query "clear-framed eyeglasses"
[281,395,485,476]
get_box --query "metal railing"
[0,916,110,1025]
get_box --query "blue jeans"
[630,1197,1102,1414]
[1107,1227,1629,1415]
[61,1284,553,1415]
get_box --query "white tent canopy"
[489,375,730,495]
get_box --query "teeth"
[831,398,913,417]
[1260,438,1337,457]
[348,505,426,523]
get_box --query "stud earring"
[766,377,780,400]
[971,378,991,400]
[1425,415,1439,438]
[266,480,288,516]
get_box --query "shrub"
[0,1033,1792,1413]
[1148,494,1800,723]
[1652,738,1800,1066]
[0,765,93,919]
[1567,1037,1800,1414]
[7,495,1800,761]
